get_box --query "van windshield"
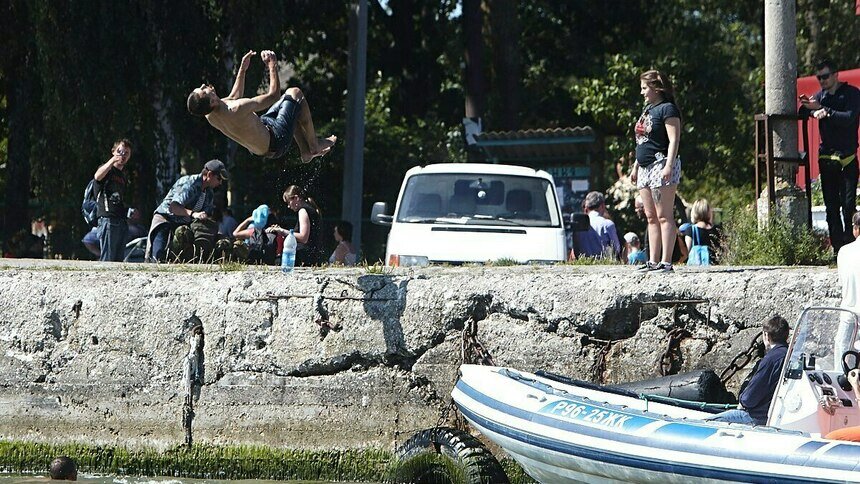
[396,173,561,227]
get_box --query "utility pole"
[761,0,807,225]
[342,0,368,254]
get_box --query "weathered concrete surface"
[0,261,841,450]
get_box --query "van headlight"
[388,255,430,267]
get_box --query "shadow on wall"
[358,274,410,365]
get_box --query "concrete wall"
[0,261,840,450]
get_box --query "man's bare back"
[206,100,270,156]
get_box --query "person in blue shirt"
[573,191,620,259]
[708,315,790,426]
[144,159,227,262]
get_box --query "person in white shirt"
[834,212,860,369]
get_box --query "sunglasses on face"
[816,72,832,81]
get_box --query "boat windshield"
[786,307,860,373]
[396,173,561,227]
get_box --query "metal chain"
[461,318,495,366]
[658,327,691,376]
[590,340,614,383]
[719,332,764,384]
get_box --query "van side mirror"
[371,202,393,226]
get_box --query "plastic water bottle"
[281,229,297,273]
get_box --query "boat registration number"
[541,400,647,430]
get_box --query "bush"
[719,206,831,266]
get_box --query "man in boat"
[186,49,336,163]
[708,315,790,426]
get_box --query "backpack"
[687,225,711,266]
[82,179,99,227]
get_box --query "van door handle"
[717,429,744,438]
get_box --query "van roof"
[406,163,552,180]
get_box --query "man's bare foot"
[301,135,337,163]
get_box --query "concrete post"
[761,0,808,226]
[342,0,368,256]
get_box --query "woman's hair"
[283,185,322,217]
[335,220,353,242]
[640,70,676,104]
[690,199,712,224]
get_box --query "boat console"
[769,307,860,436]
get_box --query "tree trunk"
[463,0,485,121]
[4,66,33,240]
[487,0,521,131]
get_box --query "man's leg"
[107,220,128,262]
[820,161,845,253]
[840,160,859,247]
[706,409,758,425]
[97,217,110,262]
[150,224,172,262]
[286,87,336,163]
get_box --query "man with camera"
[93,138,133,262]
[799,59,860,255]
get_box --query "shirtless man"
[186,49,335,163]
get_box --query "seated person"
[329,220,358,266]
[233,204,280,265]
[707,315,790,426]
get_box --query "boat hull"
[452,365,860,483]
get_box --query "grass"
[0,441,392,481]
[0,440,537,483]
[719,206,831,266]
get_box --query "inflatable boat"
[452,307,860,483]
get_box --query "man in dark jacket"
[708,315,790,426]
[799,59,860,254]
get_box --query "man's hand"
[799,94,822,110]
[239,50,256,71]
[260,50,277,69]
[813,108,829,120]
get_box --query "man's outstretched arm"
[225,50,256,100]
[248,50,281,111]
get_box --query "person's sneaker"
[636,261,659,273]
[653,262,674,273]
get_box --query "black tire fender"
[393,426,510,484]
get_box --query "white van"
[371,163,566,266]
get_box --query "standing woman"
[268,185,325,266]
[631,70,682,273]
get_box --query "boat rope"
[182,323,205,448]
[462,317,495,366]
[658,327,691,376]
[719,332,764,385]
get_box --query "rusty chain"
[719,332,764,385]
[589,339,614,383]
[658,327,691,376]
[461,318,495,366]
